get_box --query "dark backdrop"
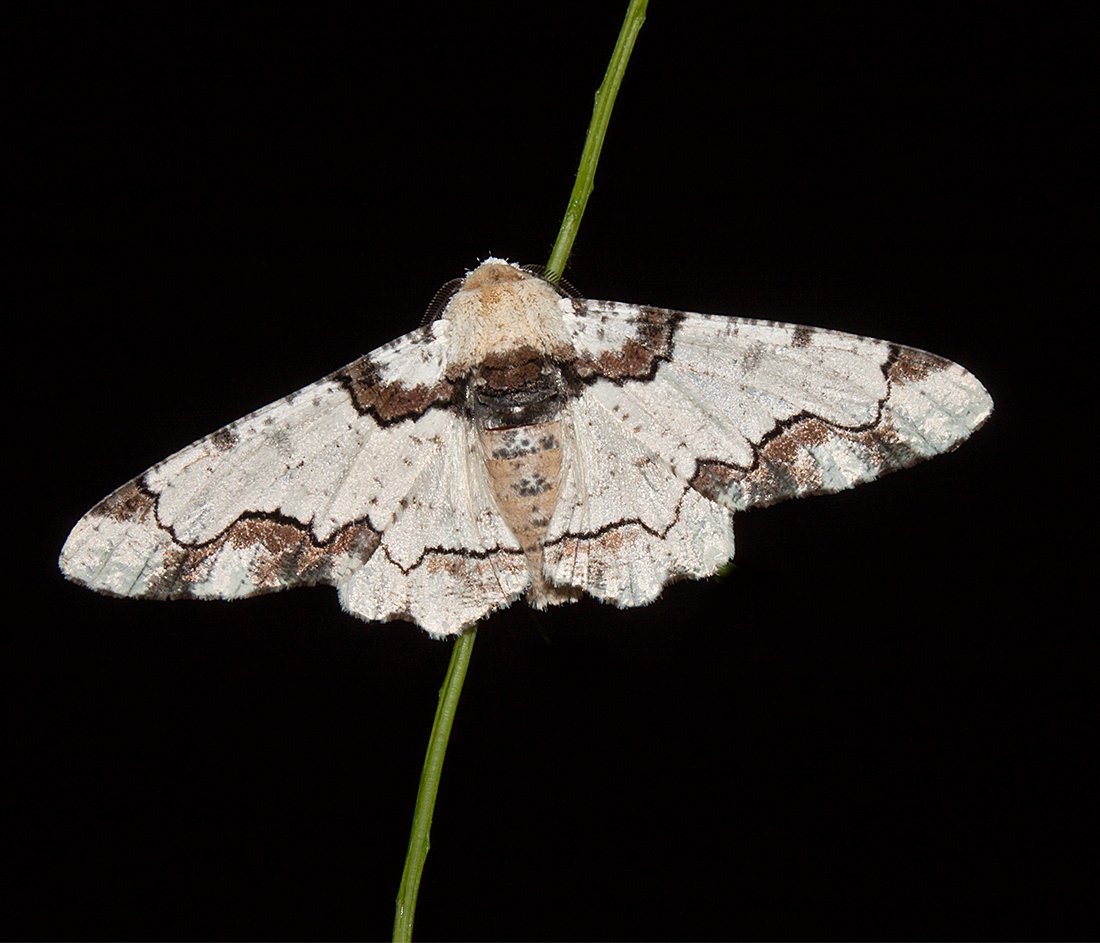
[13,3,1090,940]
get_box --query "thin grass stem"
[391,3,647,938]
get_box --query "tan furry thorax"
[441,259,573,373]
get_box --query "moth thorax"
[468,355,564,431]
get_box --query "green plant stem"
[392,3,647,939]
[547,0,648,280]
[393,627,476,943]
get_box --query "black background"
[12,3,1091,940]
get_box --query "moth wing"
[60,323,526,636]
[563,299,992,511]
[542,298,991,605]
[336,414,529,636]
[542,391,735,607]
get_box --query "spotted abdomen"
[479,421,564,602]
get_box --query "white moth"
[60,259,992,637]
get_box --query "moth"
[60,259,992,636]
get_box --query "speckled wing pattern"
[60,323,529,636]
[60,260,992,636]
[544,299,991,606]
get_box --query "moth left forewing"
[59,368,391,603]
[60,321,526,633]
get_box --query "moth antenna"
[518,263,581,299]
[420,277,464,326]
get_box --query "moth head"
[462,258,528,291]
[422,260,569,328]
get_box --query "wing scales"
[60,324,528,635]
[564,301,992,511]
